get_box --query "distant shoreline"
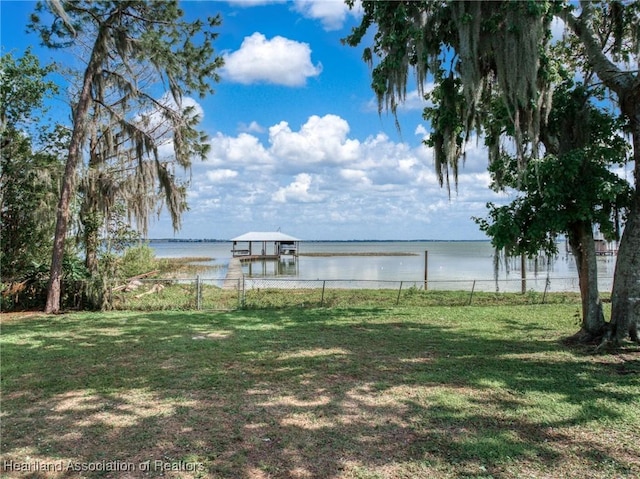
[146,238,491,243]
[299,252,418,257]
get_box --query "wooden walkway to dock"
[222,258,244,290]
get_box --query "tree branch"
[561,2,637,98]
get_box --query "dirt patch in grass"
[0,311,46,322]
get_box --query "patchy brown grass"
[156,256,219,278]
[0,311,47,322]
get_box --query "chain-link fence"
[100,274,610,311]
[2,275,612,312]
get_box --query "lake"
[149,240,617,293]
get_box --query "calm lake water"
[149,240,617,293]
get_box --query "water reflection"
[149,240,617,292]
[244,258,299,277]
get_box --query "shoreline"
[299,252,418,257]
[147,239,492,244]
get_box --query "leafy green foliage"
[62,253,89,281]
[344,0,557,184]
[0,48,58,133]
[0,250,91,311]
[0,51,63,280]
[119,243,157,279]
[476,81,632,258]
[28,1,225,312]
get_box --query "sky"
[0,0,513,241]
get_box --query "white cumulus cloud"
[207,132,273,167]
[172,113,506,240]
[293,0,362,31]
[238,120,266,134]
[206,169,239,183]
[272,173,324,203]
[222,32,322,86]
[269,114,360,170]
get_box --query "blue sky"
[1,0,510,240]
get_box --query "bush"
[119,243,156,279]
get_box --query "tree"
[29,1,224,313]
[78,93,197,276]
[561,1,640,344]
[344,0,639,344]
[0,50,62,280]
[0,49,57,137]
[476,82,632,341]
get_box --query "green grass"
[1,304,639,478]
[110,283,583,311]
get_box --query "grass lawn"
[1,304,639,478]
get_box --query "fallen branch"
[134,283,165,298]
[112,270,160,292]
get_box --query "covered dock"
[230,231,301,260]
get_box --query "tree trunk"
[84,218,100,274]
[82,170,101,276]
[44,152,76,313]
[609,105,640,344]
[44,33,106,313]
[610,199,640,343]
[566,1,640,344]
[45,128,93,312]
[567,221,606,342]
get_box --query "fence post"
[321,280,326,306]
[396,281,403,305]
[196,275,201,310]
[424,251,428,290]
[468,280,476,305]
[542,277,550,304]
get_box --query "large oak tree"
[476,81,632,342]
[344,0,640,344]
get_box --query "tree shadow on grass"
[1,308,639,478]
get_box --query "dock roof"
[230,231,300,242]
